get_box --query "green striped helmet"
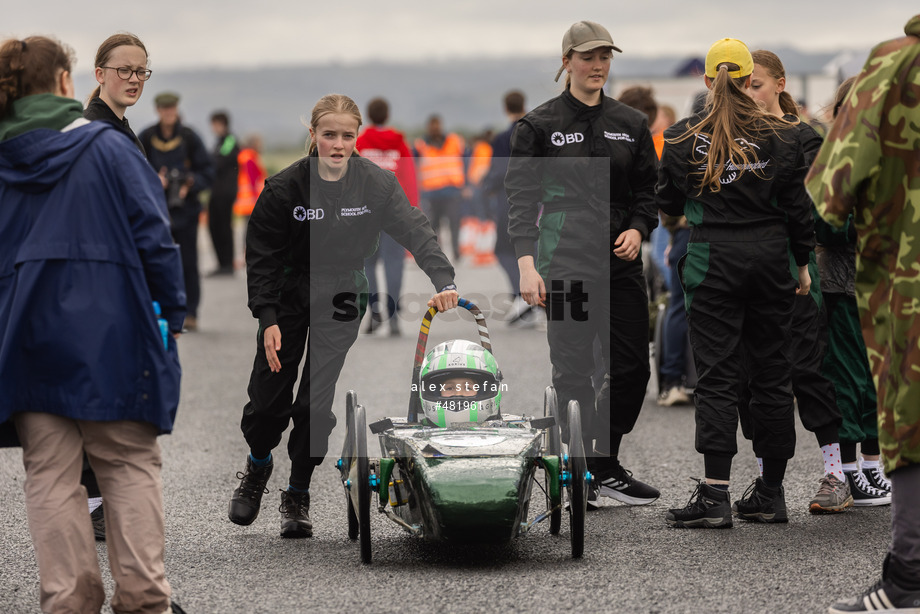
[419,340,502,427]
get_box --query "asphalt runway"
[0,236,891,614]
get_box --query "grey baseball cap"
[555,21,622,82]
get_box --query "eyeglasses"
[101,66,153,81]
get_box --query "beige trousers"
[14,412,171,614]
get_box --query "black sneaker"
[862,465,893,495]
[846,469,892,507]
[279,489,313,538]
[596,462,660,505]
[228,456,273,526]
[732,478,788,523]
[666,479,732,529]
[90,504,106,541]
[828,576,920,613]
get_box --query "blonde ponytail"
[670,64,790,193]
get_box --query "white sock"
[842,462,859,473]
[756,457,763,476]
[821,443,845,481]
[87,497,103,513]
[862,459,881,471]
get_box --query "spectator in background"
[415,114,466,263]
[0,35,186,614]
[620,88,670,296]
[234,132,267,267]
[481,90,536,327]
[460,130,495,266]
[617,88,692,408]
[207,110,240,276]
[618,85,657,126]
[807,14,920,613]
[654,103,693,408]
[139,92,213,331]
[357,97,419,336]
[651,103,676,158]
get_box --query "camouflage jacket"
[805,14,920,473]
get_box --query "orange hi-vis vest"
[415,133,465,191]
[467,141,492,187]
[234,148,266,217]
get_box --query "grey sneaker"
[808,473,853,514]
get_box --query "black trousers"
[208,193,235,270]
[241,271,363,489]
[81,453,101,498]
[546,257,650,456]
[170,206,200,318]
[684,233,797,466]
[739,292,841,447]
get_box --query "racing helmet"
[419,340,502,427]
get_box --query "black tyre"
[343,391,358,540]
[566,401,587,559]
[355,404,372,564]
[543,386,562,535]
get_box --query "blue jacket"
[0,121,186,445]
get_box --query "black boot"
[666,479,732,528]
[732,477,788,523]
[228,456,273,525]
[279,489,313,538]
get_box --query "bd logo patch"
[293,206,323,221]
[551,131,584,146]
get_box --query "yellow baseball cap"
[704,38,753,79]
[554,21,622,82]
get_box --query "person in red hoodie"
[357,97,419,335]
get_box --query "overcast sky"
[4,1,917,71]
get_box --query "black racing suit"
[738,121,842,449]
[656,114,815,481]
[244,153,454,488]
[505,89,659,458]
